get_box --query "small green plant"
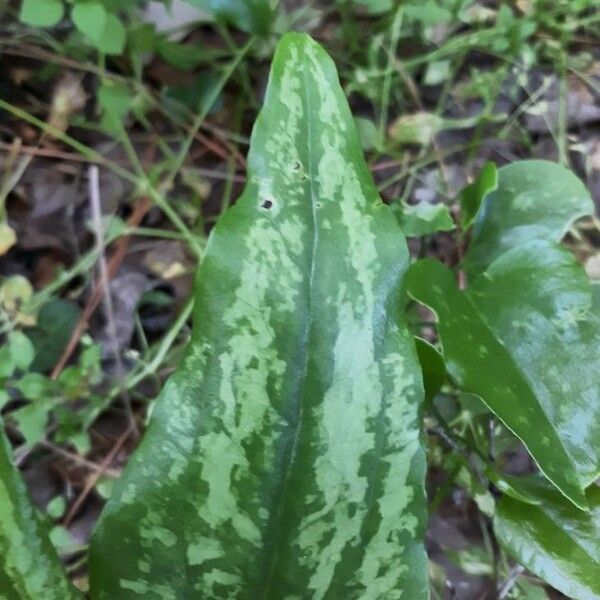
[1,32,599,599]
[17,0,274,56]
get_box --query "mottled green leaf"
[0,423,81,599]
[465,160,594,278]
[458,161,497,230]
[90,33,427,599]
[495,479,600,600]
[407,243,600,509]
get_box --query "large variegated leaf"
[90,33,427,599]
[495,478,600,600]
[0,422,81,599]
[407,163,599,509]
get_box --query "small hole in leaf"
[261,199,273,210]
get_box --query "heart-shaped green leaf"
[0,423,82,599]
[89,33,427,599]
[495,478,600,600]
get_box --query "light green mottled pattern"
[0,423,81,600]
[89,33,427,599]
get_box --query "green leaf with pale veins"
[89,33,427,599]
[495,478,600,600]
[465,160,594,278]
[0,422,82,599]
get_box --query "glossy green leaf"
[465,160,594,278]
[408,161,599,508]
[0,423,81,599]
[90,33,427,599]
[495,479,600,600]
[407,243,600,509]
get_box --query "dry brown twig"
[62,424,133,527]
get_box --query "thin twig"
[63,425,132,527]
[50,195,151,380]
[88,165,139,438]
[0,140,93,162]
[497,565,525,598]
[39,440,121,478]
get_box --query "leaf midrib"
[261,53,321,598]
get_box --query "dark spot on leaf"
[261,199,273,210]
